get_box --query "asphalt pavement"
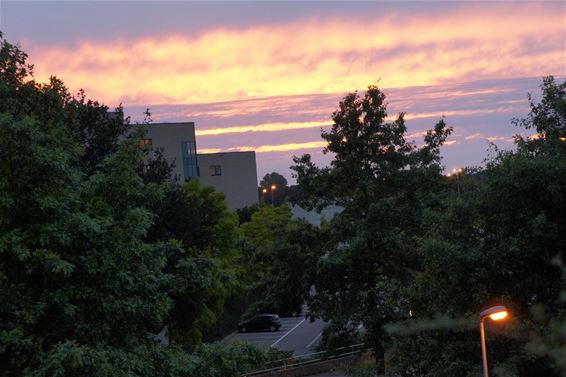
[224,316,327,357]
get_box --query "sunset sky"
[1,1,564,182]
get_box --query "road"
[224,316,327,357]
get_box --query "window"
[181,141,198,180]
[139,138,152,147]
[209,165,222,176]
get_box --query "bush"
[344,361,378,377]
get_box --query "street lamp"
[451,168,463,196]
[261,188,267,204]
[480,305,508,377]
[270,184,276,207]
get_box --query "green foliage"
[240,205,292,251]
[384,77,566,376]
[525,262,566,375]
[0,33,262,375]
[235,203,260,225]
[65,91,134,175]
[138,147,176,185]
[0,66,172,374]
[291,85,451,372]
[344,361,378,377]
[162,341,286,377]
[143,179,241,347]
[243,219,322,318]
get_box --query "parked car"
[237,314,281,333]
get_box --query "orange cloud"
[199,141,327,154]
[24,3,564,107]
[195,120,331,136]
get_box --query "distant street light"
[270,184,276,207]
[480,305,508,377]
[262,188,268,204]
[451,168,463,196]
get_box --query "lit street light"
[262,188,268,204]
[480,305,508,377]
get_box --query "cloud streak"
[195,120,331,136]
[24,3,564,107]
[199,141,327,154]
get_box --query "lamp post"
[452,168,463,196]
[262,188,267,204]
[480,305,508,377]
[270,184,276,207]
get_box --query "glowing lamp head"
[480,305,508,321]
[489,311,507,321]
[262,188,267,193]
[271,184,276,190]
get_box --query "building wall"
[198,152,259,210]
[144,122,198,181]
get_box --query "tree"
[243,219,322,318]
[259,172,289,206]
[384,77,566,376]
[65,92,135,175]
[235,203,260,225]
[260,172,288,189]
[291,85,451,372]
[0,33,257,375]
[0,109,172,375]
[138,147,176,185]
[240,205,292,251]
[145,179,241,347]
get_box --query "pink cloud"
[22,3,564,107]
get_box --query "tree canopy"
[0,33,268,376]
[291,85,452,372]
[288,79,566,376]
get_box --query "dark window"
[209,165,222,176]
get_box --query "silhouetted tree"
[292,85,451,372]
[259,172,289,206]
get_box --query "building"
[143,122,198,181]
[198,151,258,210]
[143,122,258,210]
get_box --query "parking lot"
[224,316,327,357]
[226,316,305,347]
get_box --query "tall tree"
[291,85,451,372]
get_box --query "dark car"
[237,314,281,333]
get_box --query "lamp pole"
[452,168,463,196]
[479,305,508,377]
[480,318,489,377]
[270,184,276,207]
[262,188,267,204]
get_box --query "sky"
[1,0,565,183]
